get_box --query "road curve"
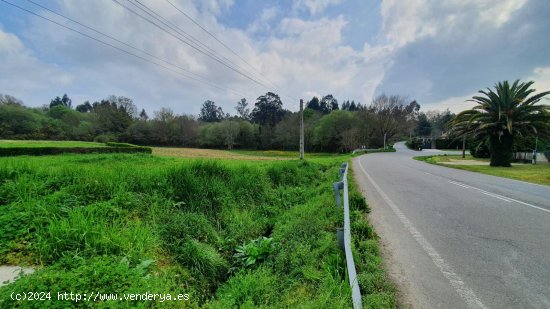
[352,142,550,309]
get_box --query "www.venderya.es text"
[10,291,190,303]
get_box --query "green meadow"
[0,147,395,308]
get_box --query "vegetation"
[1,92,421,152]
[0,151,395,307]
[405,138,423,150]
[414,155,550,186]
[450,80,550,167]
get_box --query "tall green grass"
[0,153,395,308]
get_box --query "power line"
[122,0,298,102]
[164,0,288,95]
[132,0,265,86]
[2,0,249,97]
[112,0,273,93]
[23,0,246,96]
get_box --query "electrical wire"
[112,0,272,92]
[2,0,250,97]
[164,0,291,98]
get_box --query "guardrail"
[333,162,362,309]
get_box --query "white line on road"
[448,180,550,213]
[357,159,487,309]
[449,181,512,202]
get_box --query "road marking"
[448,180,550,213]
[449,181,512,202]
[357,159,487,309]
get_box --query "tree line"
[0,92,428,152]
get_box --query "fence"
[333,162,362,309]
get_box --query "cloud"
[375,0,550,108]
[1,0,549,116]
[0,27,73,105]
[292,0,343,15]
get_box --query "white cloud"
[529,67,550,96]
[293,0,343,15]
[0,0,546,115]
[0,28,73,104]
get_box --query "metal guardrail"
[333,162,362,309]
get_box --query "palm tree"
[451,80,550,167]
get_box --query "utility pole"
[300,99,304,160]
[534,135,538,164]
[462,136,466,159]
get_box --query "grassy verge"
[0,140,106,148]
[414,155,550,186]
[0,151,395,308]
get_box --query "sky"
[1,0,550,117]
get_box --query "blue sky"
[1,0,550,116]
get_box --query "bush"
[105,142,138,147]
[435,138,461,149]
[0,146,152,156]
[234,237,275,269]
[544,150,550,162]
[469,141,490,158]
[405,138,423,151]
[93,134,115,143]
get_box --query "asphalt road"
[352,142,550,309]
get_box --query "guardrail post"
[336,227,344,251]
[333,181,343,207]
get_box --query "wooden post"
[462,136,466,159]
[300,99,304,160]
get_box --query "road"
[352,142,550,309]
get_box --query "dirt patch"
[152,147,290,160]
[0,266,34,287]
[441,160,489,165]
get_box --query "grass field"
[415,155,550,186]
[0,140,106,148]
[0,144,395,307]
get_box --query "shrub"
[469,141,490,158]
[234,237,275,269]
[209,267,280,308]
[405,138,423,151]
[93,134,115,143]
[435,138,461,149]
[0,146,152,156]
[175,239,228,281]
[105,142,138,147]
[544,150,550,162]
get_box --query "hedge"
[0,146,152,157]
[105,142,138,147]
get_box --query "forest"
[0,92,456,152]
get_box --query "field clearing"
[0,151,395,307]
[152,147,293,160]
[0,140,106,148]
[415,155,550,186]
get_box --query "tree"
[50,94,72,109]
[0,94,24,106]
[368,95,419,147]
[313,110,359,152]
[415,113,432,136]
[321,94,338,113]
[251,92,285,127]
[91,96,135,134]
[139,108,149,121]
[109,95,137,118]
[199,100,225,122]
[76,101,93,113]
[306,97,321,112]
[451,80,550,167]
[235,98,250,120]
